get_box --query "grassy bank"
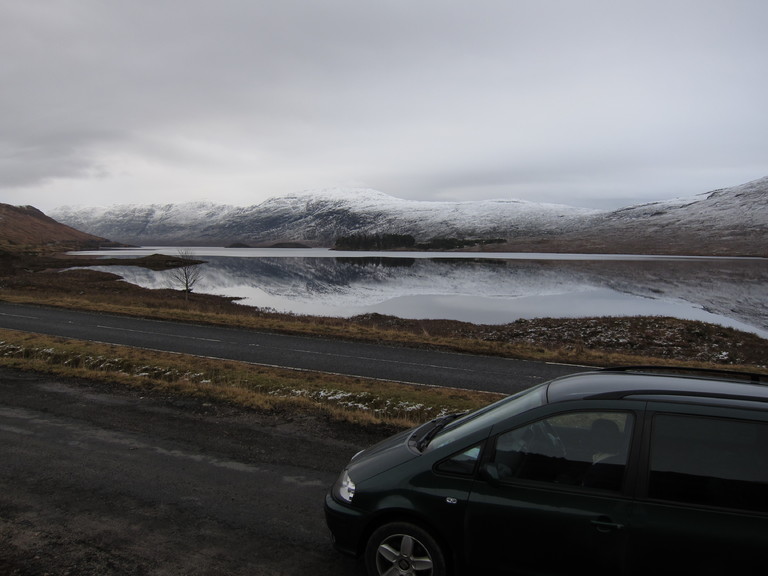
[0,329,502,429]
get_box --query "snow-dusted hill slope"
[49,177,768,255]
[51,188,599,246]
[596,176,768,229]
[490,176,768,256]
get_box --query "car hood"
[347,427,418,482]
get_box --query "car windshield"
[424,384,547,452]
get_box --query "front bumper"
[324,491,368,557]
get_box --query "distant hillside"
[50,189,597,248]
[0,204,116,253]
[48,176,768,256]
[497,176,768,256]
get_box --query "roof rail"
[601,366,766,384]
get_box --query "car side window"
[491,411,634,491]
[649,414,768,512]
[436,444,482,476]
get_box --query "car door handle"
[591,517,624,532]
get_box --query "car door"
[627,404,768,575]
[464,406,641,575]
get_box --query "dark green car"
[325,367,768,575]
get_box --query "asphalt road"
[0,367,376,575]
[0,302,588,394]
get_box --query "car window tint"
[436,444,482,476]
[649,415,768,512]
[492,412,633,491]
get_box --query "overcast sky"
[2,1,767,212]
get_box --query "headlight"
[334,469,356,503]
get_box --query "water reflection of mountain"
[202,257,583,302]
[335,257,416,267]
[95,255,768,333]
[564,259,767,332]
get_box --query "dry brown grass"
[0,329,503,429]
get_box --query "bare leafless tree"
[167,249,203,299]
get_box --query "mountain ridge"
[45,176,768,256]
[502,176,768,256]
[51,188,600,247]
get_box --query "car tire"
[364,521,447,576]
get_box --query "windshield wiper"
[416,412,466,452]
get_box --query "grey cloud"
[1,1,767,210]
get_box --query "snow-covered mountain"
[49,177,768,255]
[50,188,599,246]
[510,176,768,256]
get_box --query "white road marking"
[97,324,222,342]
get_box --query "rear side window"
[491,411,634,492]
[649,415,768,513]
